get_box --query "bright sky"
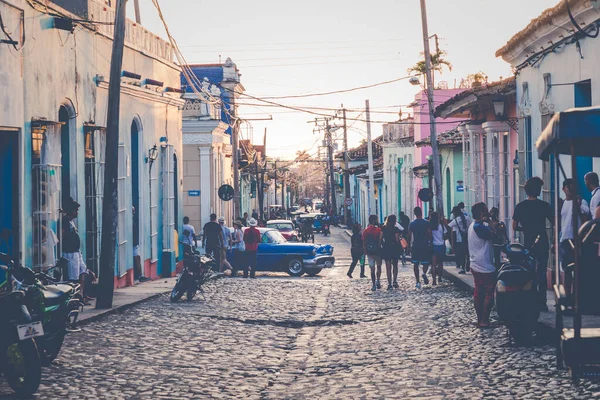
[135,0,559,160]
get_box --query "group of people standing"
[181,214,261,278]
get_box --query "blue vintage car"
[229,228,334,277]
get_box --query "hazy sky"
[135,0,559,159]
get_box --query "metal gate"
[162,144,175,252]
[117,142,129,277]
[84,126,105,275]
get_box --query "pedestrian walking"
[347,224,366,278]
[429,212,449,285]
[408,207,432,289]
[449,206,470,274]
[243,218,261,278]
[231,220,246,277]
[182,216,197,247]
[61,197,95,303]
[512,177,554,311]
[468,202,496,329]
[560,178,590,297]
[202,213,224,270]
[242,212,249,227]
[489,207,509,270]
[363,215,383,291]
[218,216,234,273]
[382,215,402,290]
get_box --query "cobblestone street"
[2,228,599,399]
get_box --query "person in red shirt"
[363,214,383,291]
[242,218,262,278]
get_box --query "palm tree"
[295,150,311,161]
[408,49,452,88]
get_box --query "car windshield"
[262,230,287,244]
[267,223,294,232]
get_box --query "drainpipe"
[397,157,403,216]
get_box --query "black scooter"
[495,238,540,345]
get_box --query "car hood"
[270,242,333,255]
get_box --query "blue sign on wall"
[188,190,200,196]
[456,185,464,192]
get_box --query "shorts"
[472,270,497,302]
[433,244,446,258]
[63,251,87,281]
[381,247,399,262]
[366,254,382,267]
[411,245,431,265]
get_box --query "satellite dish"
[418,188,433,202]
[218,184,235,201]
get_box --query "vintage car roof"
[266,220,294,224]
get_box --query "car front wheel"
[286,258,304,277]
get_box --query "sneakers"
[415,282,421,289]
[347,273,353,279]
[387,284,393,291]
[376,281,382,289]
[393,281,399,289]
[360,274,367,278]
[422,274,429,285]
[371,284,377,292]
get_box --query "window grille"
[31,121,62,270]
[501,133,511,234]
[117,143,129,277]
[162,144,175,252]
[84,127,105,276]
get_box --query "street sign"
[418,188,433,202]
[456,185,464,192]
[345,197,353,207]
[188,190,200,197]
[218,184,235,201]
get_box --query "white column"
[199,146,211,226]
[467,125,485,203]
[483,121,511,231]
[458,125,470,209]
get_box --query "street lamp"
[409,76,421,86]
[492,97,506,119]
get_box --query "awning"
[537,106,600,161]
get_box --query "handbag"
[400,237,408,249]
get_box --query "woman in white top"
[230,220,246,277]
[429,212,449,286]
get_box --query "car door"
[256,232,275,271]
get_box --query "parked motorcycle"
[170,244,214,302]
[0,256,42,395]
[0,254,82,366]
[495,238,540,345]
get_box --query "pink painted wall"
[412,89,466,167]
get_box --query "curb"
[78,291,168,326]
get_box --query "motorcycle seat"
[42,284,73,306]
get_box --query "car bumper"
[303,255,335,269]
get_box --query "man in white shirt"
[585,172,600,216]
[560,179,591,297]
[468,202,496,329]
[182,216,197,247]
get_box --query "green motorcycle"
[0,255,82,366]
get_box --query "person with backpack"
[449,206,471,275]
[347,224,366,279]
[408,207,432,289]
[242,218,261,278]
[363,215,383,291]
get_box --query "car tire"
[285,257,304,277]
[306,268,322,277]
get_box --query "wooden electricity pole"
[97,0,127,309]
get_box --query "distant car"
[266,219,299,242]
[227,228,334,277]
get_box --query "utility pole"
[97,0,126,309]
[274,159,278,206]
[366,100,375,217]
[342,106,351,225]
[420,0,444,217]
[281,172,285,211]
[326,120,337,216]
[232,120,240,219]
[259,128,266,221]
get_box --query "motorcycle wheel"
[3,339,41,396]
[39,333,65,367]
[186,290,196,301]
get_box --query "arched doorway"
[131,119,142,279]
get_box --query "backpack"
[365,230,379,254]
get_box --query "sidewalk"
[78,277,177,324]
[443,266,600,330]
